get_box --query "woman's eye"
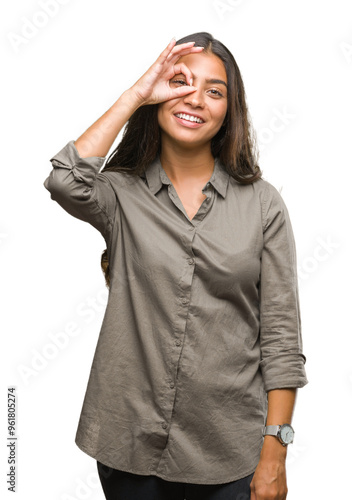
[170,80,224,97]
[171,79,187,86]
[209,89,223,97]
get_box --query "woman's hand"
[249,389,295,499]
[129,38,204,106]
[250,455,288,500]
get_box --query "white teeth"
[175,113,204,124]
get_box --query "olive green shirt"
[43,140,307,484]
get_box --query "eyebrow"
[205,78,228,88]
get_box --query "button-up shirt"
[43,140,308,484]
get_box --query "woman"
[44,32,308,500]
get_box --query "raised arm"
[44,39,204,235]
[74,38,204,158]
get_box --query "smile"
[174,113,204,124]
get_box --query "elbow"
[43,173,64,200]
[43,167,77,200]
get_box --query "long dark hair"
[100,32,262,288]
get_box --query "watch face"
[280,424,294,444]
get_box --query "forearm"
[250,389,296,497]
[74,39,204,159]
[74,88,144,159]
[261,388,297,460]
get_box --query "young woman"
[44,32,308,500]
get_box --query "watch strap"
[263,425,281,437]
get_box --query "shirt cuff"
[260,351,308,392]
[49,140,106,187]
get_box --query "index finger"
[166,44,204,63]
[171,62,194,86]
[158,40,197,65]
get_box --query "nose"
[183,87,204,108]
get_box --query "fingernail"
[169,36,176,43]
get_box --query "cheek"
[208,99,227,125]
[157,103,172,129]
[209,106,227,133]
[217,103,228,122]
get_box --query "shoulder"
[228,174,282,204]
[253,178,292,231]
[254,177,285,206]
[228,176,288,231]
[249,176,281,197]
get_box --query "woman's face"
[157,51,228,151]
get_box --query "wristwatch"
[263,424,295,446]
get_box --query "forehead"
[177,52,227,81]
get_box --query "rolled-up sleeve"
[259,182,308,392]
[43,140,117,239]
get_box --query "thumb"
[250,482,257,500]
[169,86,198,99]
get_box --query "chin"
[168,134,211,150]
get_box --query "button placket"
[160,223,198,451]
[167,184,195,223]
[192,186,213,222]
[163,216,195,431]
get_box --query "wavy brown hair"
[100,31,262,288]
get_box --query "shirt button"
[181,298,188,304]
[169,383,174,389]
[188,258,195,265]
[175,340,181,346]
[162,422,167,429]
[188,226,194,231]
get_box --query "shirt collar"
[141,155,230,198]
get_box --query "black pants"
[97,460,254,500]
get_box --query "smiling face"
[157,51,228,152]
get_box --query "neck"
[159,137,215,184]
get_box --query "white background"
[1,0,351,498]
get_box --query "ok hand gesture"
[130,38,204,106]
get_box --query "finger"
[172,62,193,85]
[159,40,195,65]
[156,38,178,65]
[169,41,198,52]
[169,85,198,99]
[166,46,204,65]
[165,41,203,59]
[250,480,256,500]
[166,44,204,62]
